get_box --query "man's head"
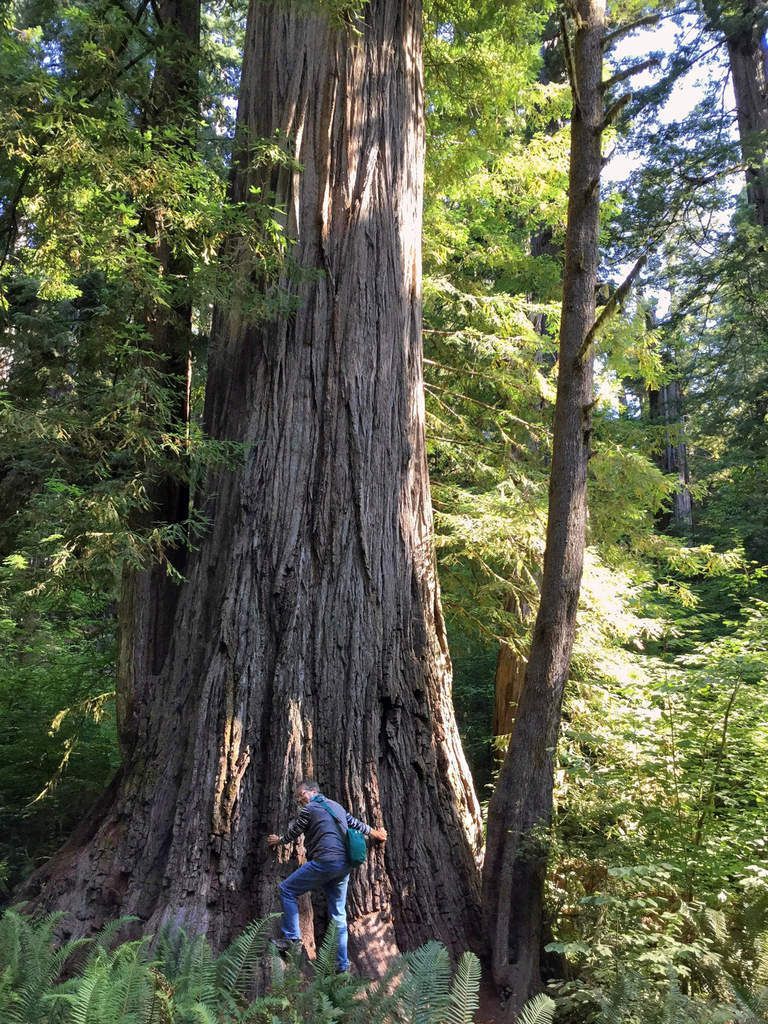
[296,779,319,805]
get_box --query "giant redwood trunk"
[481,1,604,1017]
[20,0,483,971]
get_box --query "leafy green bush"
[0,599,119,892]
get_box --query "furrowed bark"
[482,1,604,1017]
[20,0,482,974]
[493,597,532,758]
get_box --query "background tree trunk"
[116,0,200,758]
[481,1,604,1017]
[704,0,768,225]
[727,0,768,226]
[492,597,531,751]
[648,375,693,533]
[20,0,483,974]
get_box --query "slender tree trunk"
[492,639,526,742]
[491,27,565,764]
[20,0,482,972]
[481,1,604,1017]
[116,0,200,757]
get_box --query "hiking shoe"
[272,937,303,955]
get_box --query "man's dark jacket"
[279,793,370,863]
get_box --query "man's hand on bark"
[369,827,387,842]
[267,834,281,847]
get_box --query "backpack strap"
[313,795,347,836]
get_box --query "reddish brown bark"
[481,1,604,1017]
[21,0,482,973]
[492,640,527,742]
[492,597,531,748]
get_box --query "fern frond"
[703,907,728,946]
[598,966,641,1019]
[730,978,768,1023]
[90,915,139,954]
[236,992,291,1020]
[756,931,768,986]
[216,915,276,996]
[176,1002,217,1024]
[154,923,189,981]
[109,942,156,1020]
[445,951,480,1024]
[350,957,405,1024]
[176,932,218,1008]
[313,923,339,979]
[402,941,452,1024]
[2,910,90,1024]
[516,992,556,1024]
[52,949,109,1024]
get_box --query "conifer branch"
[680,163,747,186]
[575,250,649,363]
[148,0,165,28]
[602,56,660,91]
[111,0,156,45]
[602,14,661,48]
[602,93,631,129]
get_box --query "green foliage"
[401,941,453,1024]
[0,0,289,603]
[0,595,118,891]
[214,918,275,1001]
[0,910,485,1024]
[0,910,91,1024]
[546,599,768,1021]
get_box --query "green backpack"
[315,797,367,866]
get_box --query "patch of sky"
[601,14,742,321]
[603,12,736,186]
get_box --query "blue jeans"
[278,859,351,971]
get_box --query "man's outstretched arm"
[267,805,311,847]
[347,811,387,842]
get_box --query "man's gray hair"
[298,778,319,793]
